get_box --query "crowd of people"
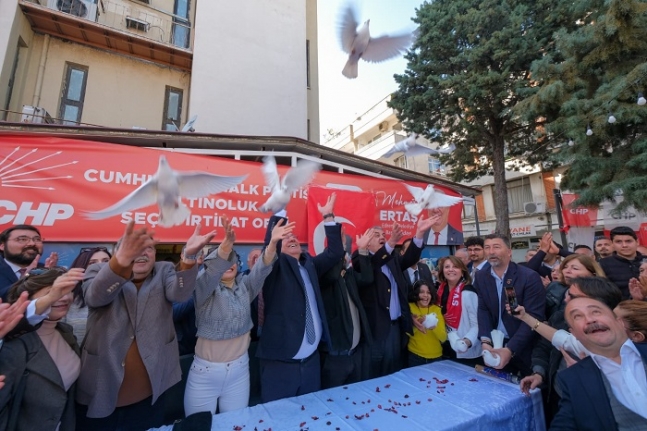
[0,195,646,431]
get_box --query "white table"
[153,360,545,431]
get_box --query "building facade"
[0,0,319,141]
[322,94,586,261]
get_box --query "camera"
[505,286,519,315]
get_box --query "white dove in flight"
[84,155,247,227]
[259,156,322,213]
[338,3,415,79]
[382,133,456,158]
[404,184,463,216]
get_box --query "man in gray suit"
[76,221,215,431]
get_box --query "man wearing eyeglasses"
[0,225,45,300]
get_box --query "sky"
[316,0,424,141]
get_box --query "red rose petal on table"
[404,394,409,398]
[367,399,371,403]
[301,405,305,411]
[371,409,375,412]
[352,401,356,405]
[402,415,408,418]
[327,398,333,402]
[259,419,264,423]
[366,413,370,418]
[428,398,432,401]
[375,386,381,392]
[326,412,332,416]
[469,378,478,382]
[377,404,382,409]
[299,422,306,427]
[419,377,426,382]
[384,384,391,388]
[233,427,242,431]
[312,416,319,420]
[326,421,331,425]
[345,415,349,419]
[416,400,421,404]
[343,386,348,389]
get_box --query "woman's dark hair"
[7,267,67,303]
[409,280,438,304]
[569,276,623,309]
[70,247,112,307]
[437,255,472,285]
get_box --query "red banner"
[0,136,463,244]
[639,223,647,246]
[561,193,598,230]
[306,186,377,255]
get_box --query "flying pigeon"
[84,155,247,227]
[382,133,456,158]
[259,156,322,213]
[404,184,463,216]
[338,3,415,79]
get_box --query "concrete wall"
[6,34,190,128]
[189,0,308,138]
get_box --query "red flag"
[307,186,376,255]
[561,194,598,228]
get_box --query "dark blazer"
[353,238,423,341]
[256,215,344,361]
[425,224,464,246]
[0,257,19,300]
[550,342,647,431]
[402,262,433,296]
[320,255,374,353]
[476,261,545,368]
[0,322,79,431]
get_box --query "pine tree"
[518,0,647,212]
[390,0,574,234]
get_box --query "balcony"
[356,130,407,160]
[19,0,192,71]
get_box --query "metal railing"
[26,0,193,50]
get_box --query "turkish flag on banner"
[306,186,376,255]
[561,194,598,229]
[639,223,647,246]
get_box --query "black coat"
[0,257,19,300]
[599,253,644,299]
[551,342,647,431]
[256,215,344,361]
[352,239,423,342]
[320,255,373,352]
[402,262,433,297]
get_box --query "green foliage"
[517,0,647,212]
[391,0,573,178]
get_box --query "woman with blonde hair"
[614,300,647,343]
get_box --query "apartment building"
[0,0,319,141]
[322,94,581,260]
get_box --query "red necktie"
[434,232,440,245]
[18,268,27,278]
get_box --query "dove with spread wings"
[259,156,322,213]
[404,183,463,217]
[338,3,416,79]
[83,155,247,227]
[382,133,456,158]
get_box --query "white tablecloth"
[153,360,545,431]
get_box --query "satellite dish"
[182,115,198,132]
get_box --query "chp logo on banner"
[561,193,598,232]
[306,186,376,255]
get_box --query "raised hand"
[0,292,30,339]
[317,192,337,216]
[115,221,157,267]
[355,228,375,251]
[271,218,296,244]
[520,373,543,396]
[629,277,646,300]
[185,223,217,257]
[387,223,403,248]
[539,232,552,253]
[44,252,59,268]
[35,268,85,315]
[411,314,427,334]
[415,212,443,238]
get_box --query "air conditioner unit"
[47,0,98,22]
[524,201,546,215]
[21,105,55,124]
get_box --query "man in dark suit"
[425,207,464,246]
[0,225,45,300]
[465,236,489,282]
[476,233,545,376]
[400,238,434,295]
[353,214,439,378]
[256,194,344,403]
[551,296,647,430]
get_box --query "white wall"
[189,0,308,138]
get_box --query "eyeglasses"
[26,266,67,277]
[11,236,43,244]
[80,246,110,253]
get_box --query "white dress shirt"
[590,339,647,419]
[489,267,510,338]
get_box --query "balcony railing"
[22,0,192,50]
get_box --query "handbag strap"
[7,337,31,431]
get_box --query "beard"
[3,245,40,266]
